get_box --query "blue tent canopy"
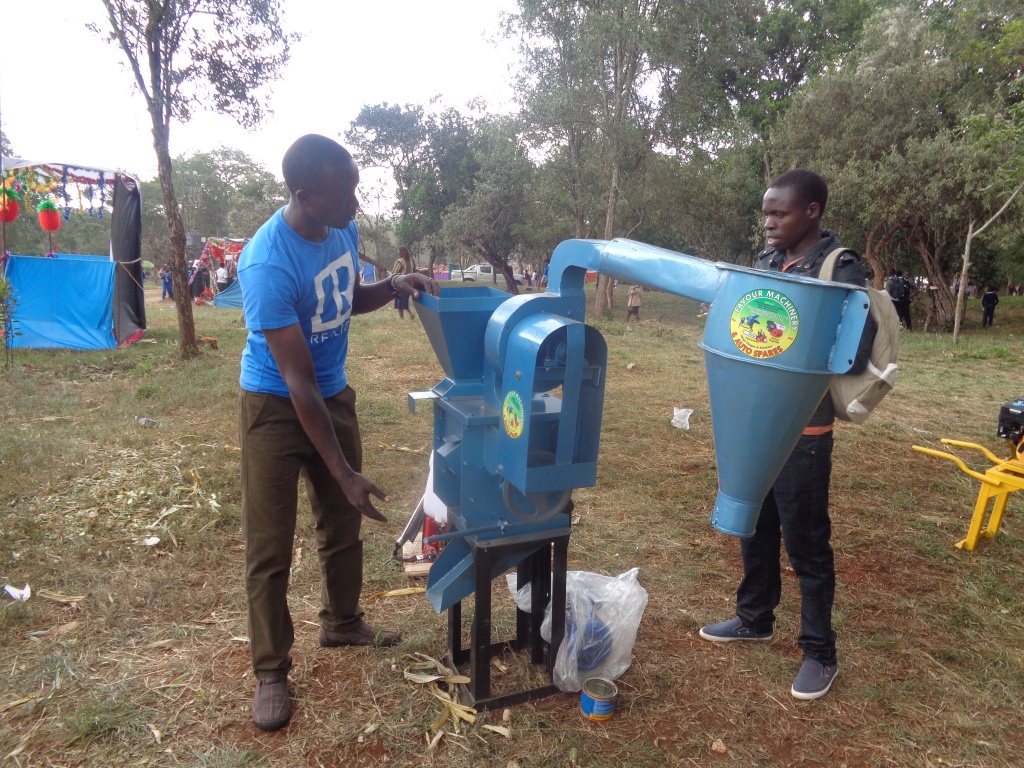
[213,279,243,308]
[4,254,117,349]
[1,157,146,348]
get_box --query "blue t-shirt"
[238,209,360,398]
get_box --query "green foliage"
[716,0,875,141]
[0,271,17,368]
[346,103,480,251]
[441,118,533,272]
[139,149,285,266]
[93,0,296,357]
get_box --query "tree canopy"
[338,0,1022,327]
[50,0,1021,332]
[93,0,295,356]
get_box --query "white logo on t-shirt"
[310,254,354,333]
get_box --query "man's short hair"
[282,135,354,194]
[770,169,829,215]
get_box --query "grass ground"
[1,281,1023,768]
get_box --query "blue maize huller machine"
[409,238,869,707]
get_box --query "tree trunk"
[594,163,621,321]
[951,181,1024,344]
[152,119,198,358]
[569,125,587,240]
[952,221,974,344]
[863,221,904,290]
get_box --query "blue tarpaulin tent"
[5,254,116,349]
[1,158,146,349]
[212,279,243,308]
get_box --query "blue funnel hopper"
[417,287,509,391]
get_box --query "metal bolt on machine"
[409,238,870,708]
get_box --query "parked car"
[450,263,525,285]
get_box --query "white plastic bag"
[506,567,649,692]
[671,407,693,429]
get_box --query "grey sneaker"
[791,659,839,700]
[698,617,773,643]
[252,676,290,731]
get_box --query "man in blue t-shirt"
[238,135,437,731]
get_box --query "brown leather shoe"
[319,621,401,648]
[252,676,290,731]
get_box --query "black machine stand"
[443,534,569,710]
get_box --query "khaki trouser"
[239,387,365,679]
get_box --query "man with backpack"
[699,169,874,701]
[982,287,999,328]
[886,269,914,331]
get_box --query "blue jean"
[736,431,837,664]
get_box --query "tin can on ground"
[580,677,618,721]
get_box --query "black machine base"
[443,534,569,711]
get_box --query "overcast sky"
[0,0,520,185]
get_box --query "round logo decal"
[729,289,799,360]
[502,390,525,439]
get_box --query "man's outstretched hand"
[338,470,390,522]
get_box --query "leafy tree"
[346,103,480,268]
[773,8,955,285]
[711,0,873,182]
[140,178,173,269]
[510,0,674,318]
[441,118,533,292]
[508,2,605,242]
[94,0,295,357]
[175,149,285,240]
[139,149,284,270]
[634,147,762,263]
[771,4,1024,326]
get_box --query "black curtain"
[110,174,146,344]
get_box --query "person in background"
[160,263,173,300]
[900,271,916,330]
[237,134,438,731]
[391,246,417,320]
[981,287,999,328]
[626,284,642,321]
[215,262,230,293]
[699,168,873,702]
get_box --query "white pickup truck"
[450,263,525,285]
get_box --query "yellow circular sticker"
[503,390,525,439]
[729,289,799,360]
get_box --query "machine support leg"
[469,544,495,703]
[528,543,551,664]
[548,536,569,676]
[443,534,570,710]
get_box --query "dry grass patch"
[2,286,1024,766]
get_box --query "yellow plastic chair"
[912,439,1024,551]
